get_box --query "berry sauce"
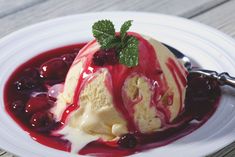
[4,40,221,156]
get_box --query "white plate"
[0,12,235,157]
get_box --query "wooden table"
[0,0,234,156]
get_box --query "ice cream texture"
[51,32,188,152]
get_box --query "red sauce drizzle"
[167,58,187,86]
[166,58,188,112]
[59,32,170,132]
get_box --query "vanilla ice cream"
[51,32,188,152]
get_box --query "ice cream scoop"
[51,32,188,152]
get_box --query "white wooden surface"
[195,0,235,38]
[0,0,234,156]
[0,0,44,18]
[0,0,229,37]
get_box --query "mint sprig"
[120,20,132,42]
[119,36,139,67]
[92,20,139,67]
[92,20,116,49]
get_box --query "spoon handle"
[218,72,235,88]
[190,69,235,88]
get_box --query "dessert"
[4,20,221,156]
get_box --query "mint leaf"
[120,20,132,42]
[92,20,116,49]
[92,19,139,67]
[119,36,139,67]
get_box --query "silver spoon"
[164,44,235,88]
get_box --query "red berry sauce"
[4,44,82,152]
[4,39,221,156]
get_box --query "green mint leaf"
[92,19,139,67]
[118,36,139,67]
[120,20,132,42]
[92,20,116,49]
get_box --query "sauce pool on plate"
[4,43,221,156]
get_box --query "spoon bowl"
[165,44,235,88]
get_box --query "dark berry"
[185,73,221,119]
[186,74,219,103]
[25,96,51,115]
[92,51,106,66]
[104,49,118,65]
[117,133,137,149]
[10,100,25,115]
[92,49,118,66]
[30,111,54,132]
[14,68,41,91]
[52,121,64,131]
[61,52,77,66]
[39,58,69,80]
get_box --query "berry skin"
[92,49,118,66]
[10,100,25,115]
[117,133,137,149]
[92,51,106,66]
[185,73,221,120]
[14,68,41,91]
[39,58,69,80]
[30,111,54,132]
[104,49,118,65]
[25,96,51,115]
[61,52,77,66]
